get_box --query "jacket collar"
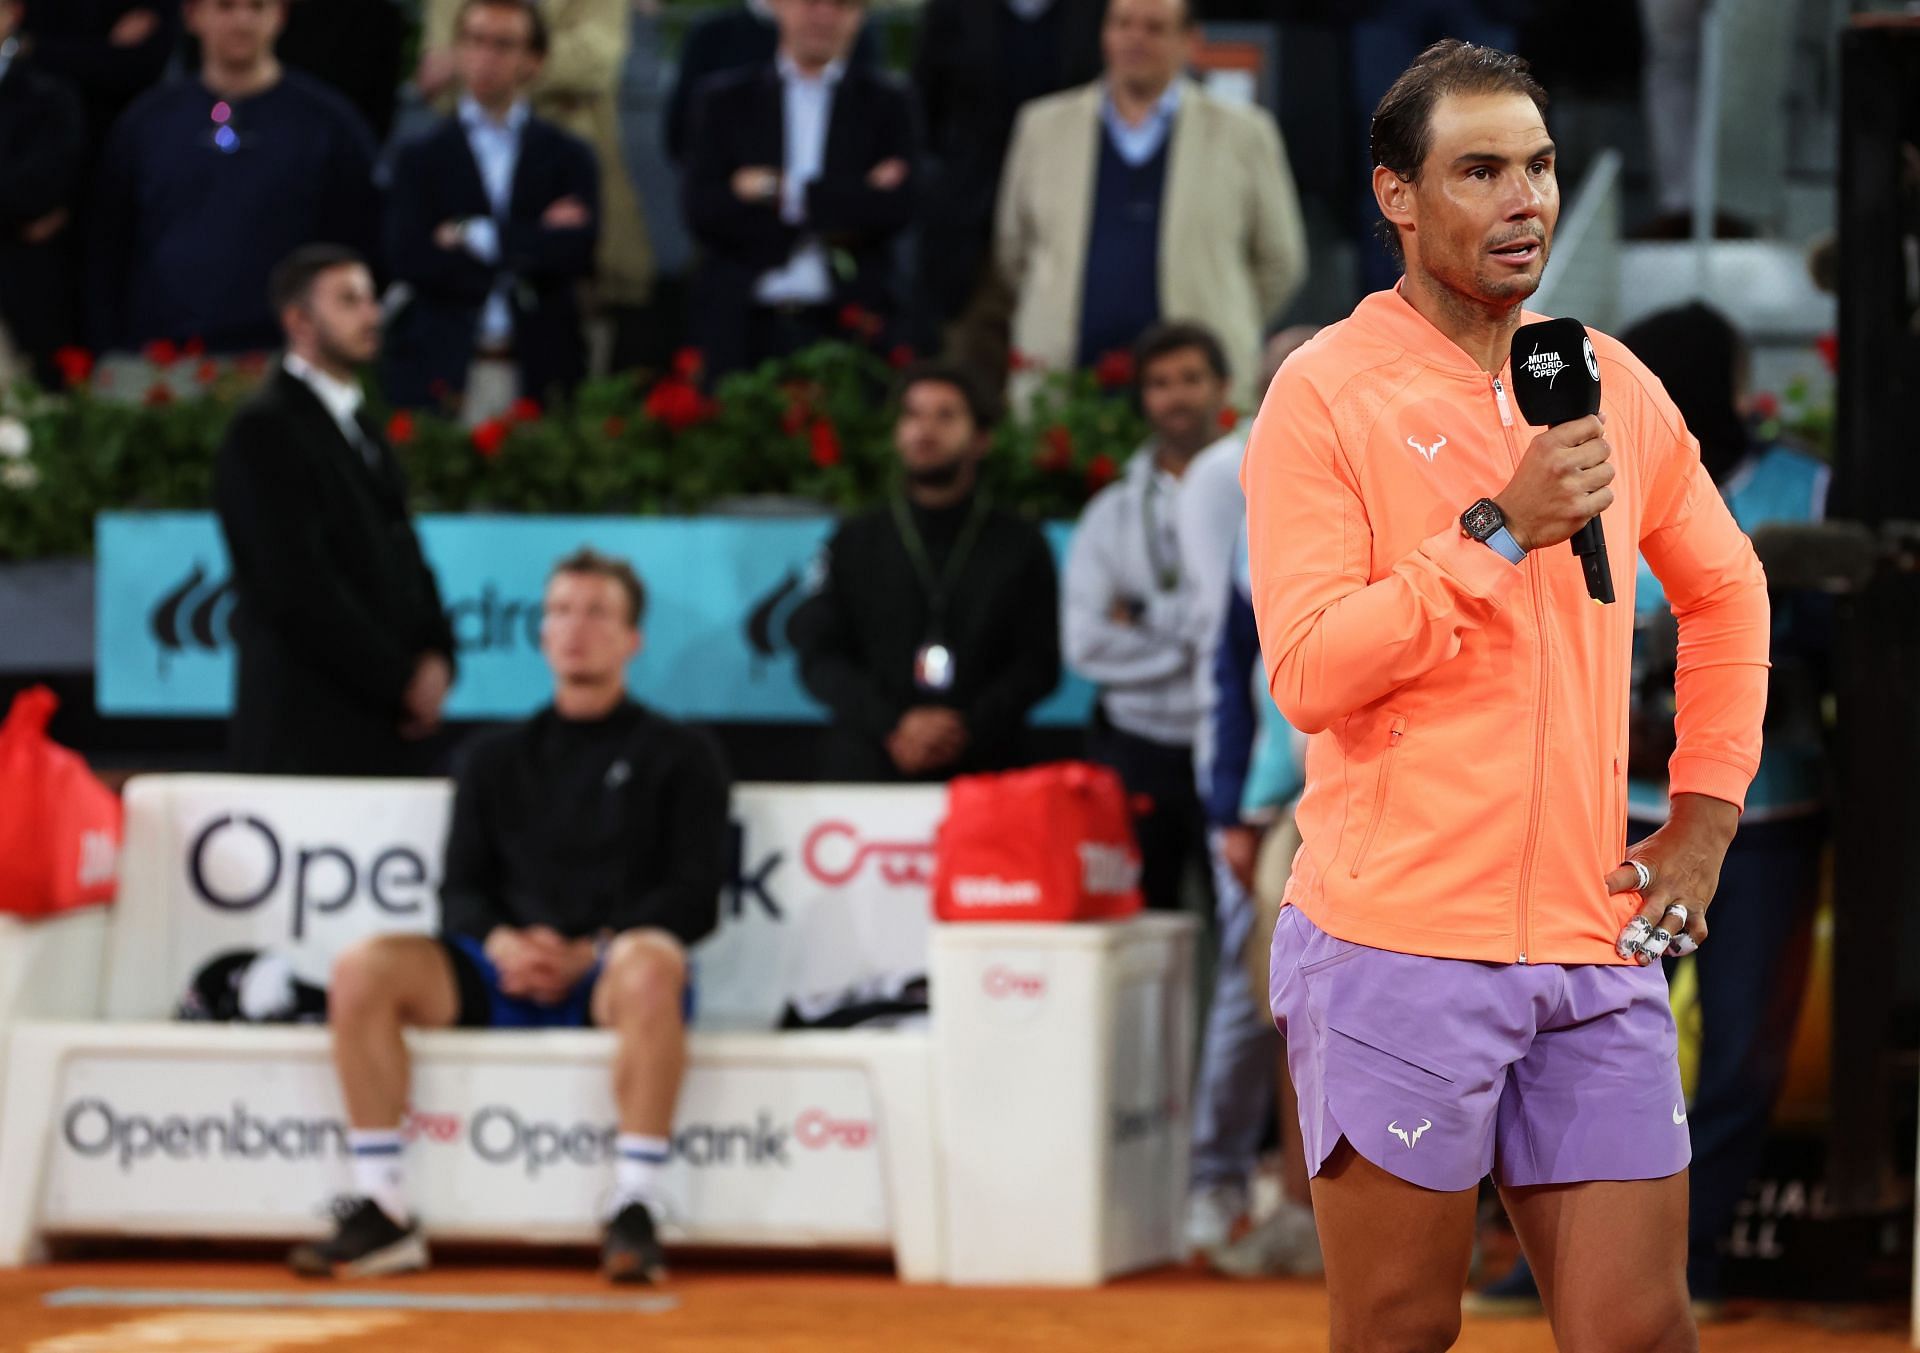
[1351,285,1549,380]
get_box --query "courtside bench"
[0,776,1194,1286]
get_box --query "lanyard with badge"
[891,493,990,693]
[1143,474,1180,593]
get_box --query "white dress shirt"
[1062,448,1203,747]
[284,353,373,465]
[457,96,530,348]
[755,55,844,307]
[1099,80,1182,168]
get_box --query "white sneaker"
[1207,1199,1323,1279]
[1184,1182,1248,1253]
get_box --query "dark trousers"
[1639,813,1825,1299]
[1088,712,1211,918]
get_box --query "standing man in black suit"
[0,0,87,388]
[682,0,918,381]
[382,0,599,419]
[910,0,1105,373]
[215,246,458,777]
[662,0,878,165]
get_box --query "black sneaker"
[289,1197,429,1278]
[602,1202,667,1284]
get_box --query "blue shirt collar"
[1101,79,1182,133]
[458,95,530,135]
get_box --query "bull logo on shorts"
[1387,1118,1431,1149]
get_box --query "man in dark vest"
[214,245,457,776]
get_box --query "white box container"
[932,914,1196,1286]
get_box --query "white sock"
[348,1128,410,1227]
[607,1134,670,1220]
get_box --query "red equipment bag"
[0,686,121,918]
[932,760,1144,922]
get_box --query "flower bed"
[0,338,1154,563]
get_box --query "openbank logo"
[62,1098,347,1172]
[471,1106,877,1177]
[186,813,435,941]
[61,1099,877,1176]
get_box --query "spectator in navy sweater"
[87,0,379,354]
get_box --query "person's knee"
[1331,1292,1460,1353]
[1553,1290,1694,1353]
[328,936,413,1023]
[603,934,686,1023]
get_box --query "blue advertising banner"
[97,513,1097,724]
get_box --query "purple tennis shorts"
[1269,905,1691,1192]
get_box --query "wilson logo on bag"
[932,762,1144,923]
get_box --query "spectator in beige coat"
[420,0,652,363]
[995,0,1305,409]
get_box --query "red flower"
[888,344,916,370]
[235,352,269,379]
[780,400,809,436]
[387,411,417,446]
[1085,453,1119,490]
[809,417,842,469]
[471,418,508,458]
[1750,391,1780,420]
[1218,406,1240,432]
[143,338,179,368]
[1008,348,1034,374]
[1094,350,1136,390]
[194,359,220,386]
[53,346,94,388]
[644,379,715,432]
[1038,424,1074,472]
[143,382,174,407]
[1814,332,1838,374]
[602,415,628,439]
[671,347,704,381]
[837,303,882,340]
[182,337,206,358]
[507,396,543,424]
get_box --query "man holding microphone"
[1243,40,1769,1353]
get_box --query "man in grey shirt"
[1062,321,1234,916]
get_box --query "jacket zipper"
[1349,715,1406,879]
[1493,374,1546,964]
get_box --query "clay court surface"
[0,1253,1905,1352]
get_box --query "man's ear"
[1374,164,1416,249]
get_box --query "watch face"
[1461,499,1503,541]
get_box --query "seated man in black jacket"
[382,0,598,417]
[793,363,1061,779]
[682,0,917,380]
[293,550,731,1286]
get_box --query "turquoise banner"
[96,513,1095,724]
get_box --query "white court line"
[44,1287,681,1314]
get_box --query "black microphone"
[1508,317,1615,605]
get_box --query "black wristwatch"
[1461,498,1527,564]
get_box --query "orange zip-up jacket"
[1241,289,1770,966]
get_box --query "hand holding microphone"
[1492,412,1615,550]
[1504,317,1616,604]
